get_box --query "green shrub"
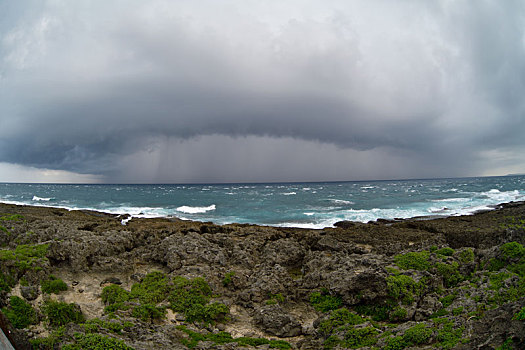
[310,291,342,312]
[30,326,66,349]
[354,303,392,322]
[265,293,285,305]
[319,308,364,336]
[500,242,525,260]
[131,271,171,304]
[82,318,129,334]
[439,293,457,308]
[222,271,235,287]
[169,276,228,324]
[131,304,166,321]
[342,326,379,348]
[101,284,131,305]
[63,333,134,350]
[459,248,475,263]
[390,307,407,321]
[41,275,68,294]
[384,336,407,350]
[430,308,449,318]
[436,262,464,288]
[0,272,15,293]
[2,296,37,329]
[488,258,507,271]
[436,247,455,257]
[488,272,514,290]
[387,275,423,304]
[0,243,49,271]
[403,323,432,345]
[435,318,464,349]
[496,337,515,350]
[514,306,525,321]
[176,325,291,349]
[452,306,464,315]
[394,251,430,271]
[42,300,84,327]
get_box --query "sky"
[1,0,525,183]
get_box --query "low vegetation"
[41,275,68,294]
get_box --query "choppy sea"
[1,176,525,229]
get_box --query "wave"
[176,204,216,214]
[32,196,52,201]
[281,192,296,196]
[431,197,470,203]
[328,199,354,205]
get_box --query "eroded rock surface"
[0,202,524,349]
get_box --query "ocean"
[1,176,524,229]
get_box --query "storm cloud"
[1,1,525,183]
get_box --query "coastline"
[1,201,525,349]
[0,198,521,229]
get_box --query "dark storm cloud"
[1,1,525,182]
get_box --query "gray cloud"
[1,1,525,182]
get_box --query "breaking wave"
[176,204,216,214]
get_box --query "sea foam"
[176,204,216,214]
[32,196,52,201]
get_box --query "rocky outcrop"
[0,202,524,349]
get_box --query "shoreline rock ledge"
[0,202,524,349]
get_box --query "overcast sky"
[1,0,525,183]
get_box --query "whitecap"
[329,199,354,205]
[431,197,470,203]
[304,212,315,216]
[281,192,296,196]
[32,196,52,201]
[176,204,216,214]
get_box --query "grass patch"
[176,325,291,349]
[0,272,16,293]
[318,308,364,336]
[131,271,171,304]
[435,262,464,288]
[394,251,430,271]
[62,333,134,350]
[341,326,379,348]
[169,276,228,324]
[434,317,465,349]
[384,323,433,350]
[101,284,131,305]
[439,293,457,308]
[42,300,85,327]
[266,293,285,305]
[41,275,68,294]
[459,248,475,264]
[100,272,229,324]
[82,318,133,334]
[436,247,455,257]
[387,275,424,304]
[131,304,166,321]
[2,296,37,329]
[30,326,67,349]
[514,306,525,321]
[222,271,235,286]
[310,289,342,312]
[0,243,49,271]
[354,303,392,322]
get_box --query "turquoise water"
[1,176,525,228]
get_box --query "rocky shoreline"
[1,202,525,349]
